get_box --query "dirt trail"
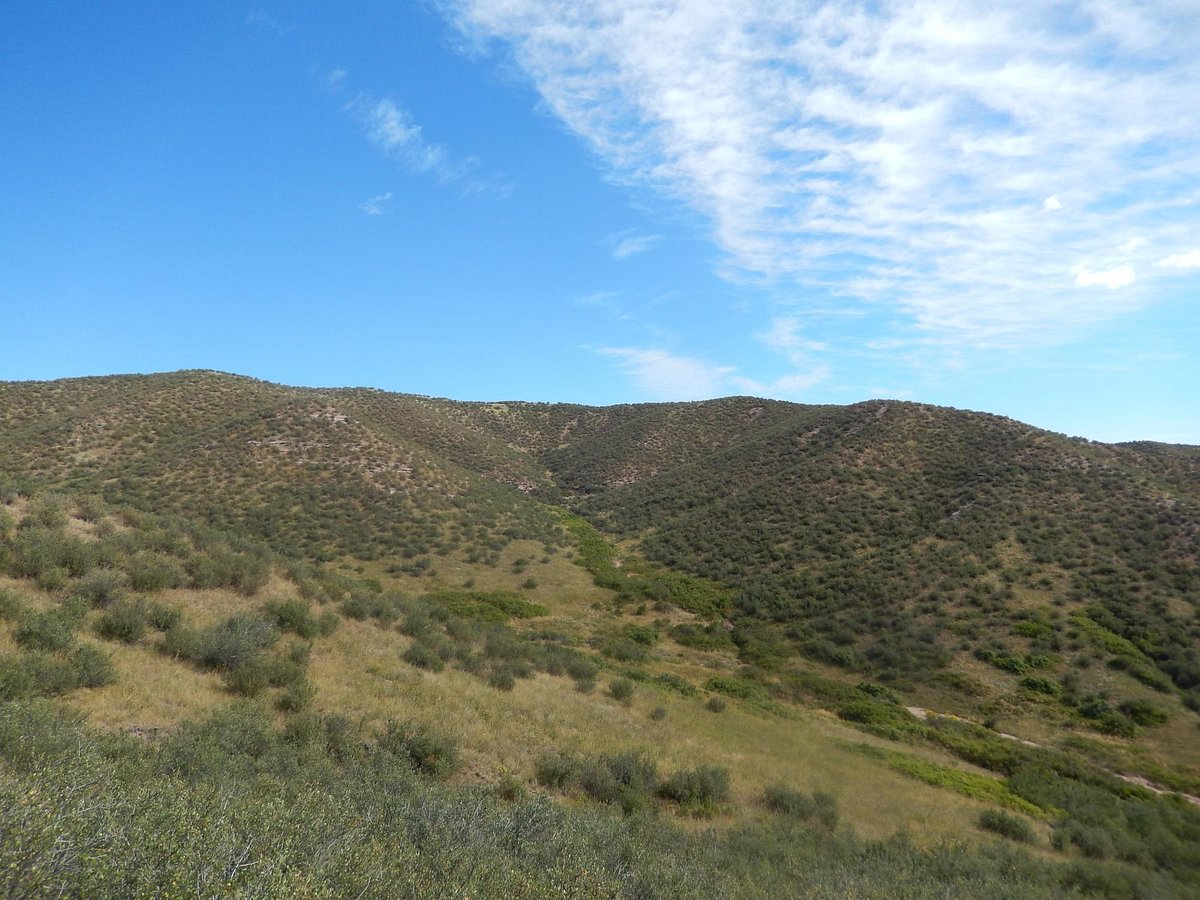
[904,706,1200,807]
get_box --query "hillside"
[2,370,1199,897]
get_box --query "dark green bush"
[14,610,78,653]
[704,676,767,702]
[609,678,635,705]
[1118,698,1169,727]
[654,673,697,696]
[317,609,340,636]
[534,751,580,789]
[69,644,117,688]
[705,697,727,713]
[0,651,79,699]
[127,552,188,592]
[73,569,129,608]
[601,637,649,663]
[657,765,731,814]
[0,587,25,621]
[762,785,840,829]
[96,599,149,643]
[979,809,1036,843]
[1019,676,1060,696]
[145,600,182,632]
[275,678,315,713]
[402,641,446,672]
[167,615,278,670]
[487,667,516,691]
[262,598,318,638]
[377,720,459,778]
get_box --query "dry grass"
[308,616,1013,843]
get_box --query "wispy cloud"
[360,192,393,216]
[606,230,662,259]
[1074,265,1135,290]
[599,345,828,401]
[599,347,734,400]
[351,96,461,177]
[346,89,512,198]
[445,1,1200,348]
[1155,249,1200,269]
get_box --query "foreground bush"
[0,700,1166,899]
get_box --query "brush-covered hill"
[2,370,1200,897]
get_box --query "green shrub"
[145,600,182,632]
[28,495,69,530]
[650,706,667,721]
[0,651,79,700]
[96,600,149,644]
[377,720,458,778]
[127,552,187,592]
[978,809,1035,843]
[1118,698,1169,727]
[317,609,340,637]
[14,610,78,653]
[704,676,767,702]
[658,765,731,814]
[36,566,69,593]
[622,623,660,646]
[262,598,319,638]
[535,751,580,789]
[1019,676,1060,697]
[275,678,315,713]
[402,641,446,672]
[69,644,116,688]
[188,619,277,672]
[73,569,129,608]
[601,637,649,663]
[836,700,918,732]
[224,658,272,697]
[487,667,516,691]
[765,785,839,829]
[0,587,25,621]
[705,697,726,713]
[609,678,635,705]
[654,673,697,696]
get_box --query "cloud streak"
[445,1,1200,348]
[599,345,828,401]
[346,90,512,198]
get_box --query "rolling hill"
[2,370,1199,897]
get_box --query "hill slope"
[2,370,1200,896]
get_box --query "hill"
[1,370,1199,896]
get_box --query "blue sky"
[2,1,1197,443]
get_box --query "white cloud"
[599,347,734,400]
[348,93,512,198]
[1074,265,1136,289]
[445,0,1200,347]
[1155,249,1200,269]
[353,97,450,174]
[731,367,832,397]
[611,233,661,259]
[360,192,393,215]
[1119,237,1147,253]
[600,344,829,401]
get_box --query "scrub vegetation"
[1,370,1198,896]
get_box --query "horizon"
[4,366,1193,447]
[2,2,1197,444]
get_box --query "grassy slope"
[2,371,1199,894]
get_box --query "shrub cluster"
[535,749,731,817]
